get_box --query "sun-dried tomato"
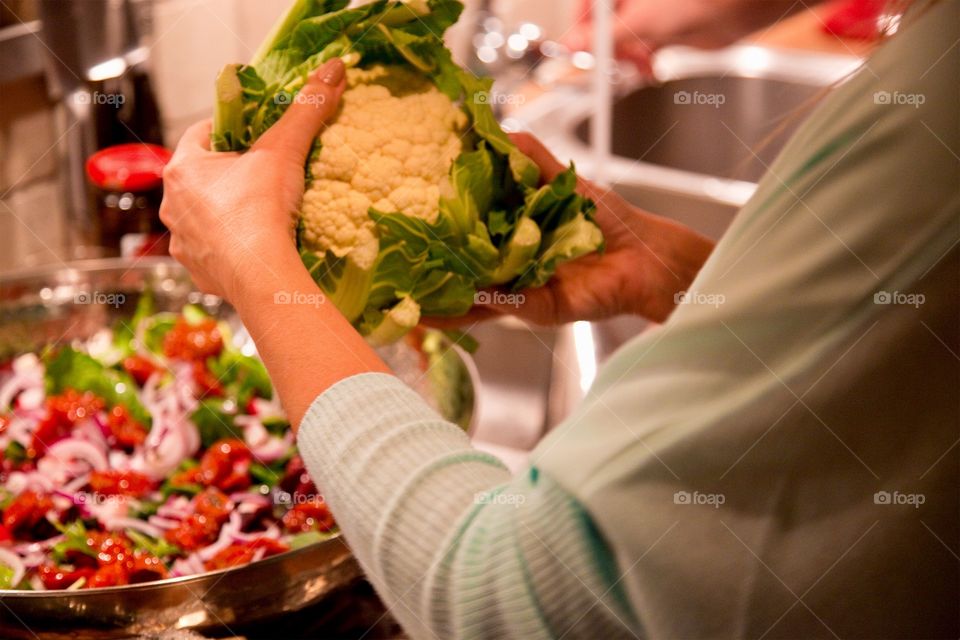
[203,537,290,571]
[105,405,148,450]
[193,487,232,521]
[163,316,223,361]
[163,488,232,551]
[2,491,54,539]
[280,455,317,498]
[87,562,129,588]
[30,389,104,455]
[37,564,96,590]
[192,361,223,398]
[163,513,220,551]
[127,551,168,583]
[121,354,161,385]
[169,465,201,488]
[198,439,252,492]
[281,497,335,534]
[88,469,154,498]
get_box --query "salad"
[0,297,334,591]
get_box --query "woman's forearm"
[231,245,390,429]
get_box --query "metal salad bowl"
[0,258,477,638]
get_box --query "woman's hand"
[160,58,347,304]
[432,133,714,327]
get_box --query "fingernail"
[317,58,345,86]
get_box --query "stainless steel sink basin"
[573,75,820,184]
[512,45,863,239]
[468,46,864,454]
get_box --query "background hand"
[159,59,346,303]
[564,0,806,72]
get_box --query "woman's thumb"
[252,58,346,161]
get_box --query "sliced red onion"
[16,387,44,411]
[186,553,205,574]
[5,471,55,495]
[92,411,111,438]
[229,492,271,507]
[251,548,266,563]
[170,557,193,577]
[28,575,46,591]
[0,547,26,588]
[73,419,108,453]
[46,438,109,471]
[196,512,240,562]
[63,473,91,494]
[19,551,46,569]
[231,523,280,543]
[6,416,35,448]
[13,535,64,555]
[157,496,192,520]
[86,495,130,522]
[249,432,293,464]
[108,450,131,470]
[251,396,284,421]
[103,517,164,539]
[0,354,43,410]
[147,515,180,530]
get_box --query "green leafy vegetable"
[4,441,27,466]
[51,520,98,563]
[0,564,15,589]
[190,399,241,448]
[126,529,182,559]
[207,350,273,408]
[44,347,151,425]
[289,530,337,550]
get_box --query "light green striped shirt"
[297,1,959,637]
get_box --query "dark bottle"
[85,143,172,257]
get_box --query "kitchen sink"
[512,45,862,240]
[574,75,821,184]
[469,46,863,455]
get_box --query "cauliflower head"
[300,65,468,270]
[211,0,604,345]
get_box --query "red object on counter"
[822,0,886,41]
[85,143,173,257]
[85,143,172,192]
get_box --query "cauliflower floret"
[300,65,468,267]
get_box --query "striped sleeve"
[296,372,638,639]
